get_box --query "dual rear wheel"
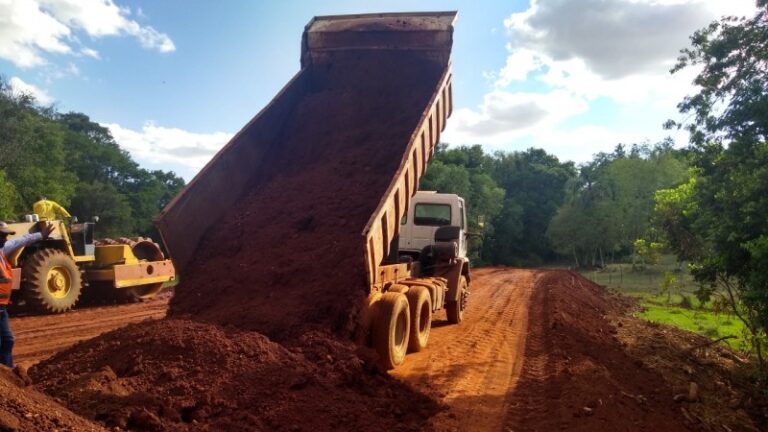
[371,285,434,370]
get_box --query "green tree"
[488,148,575,265]
[0,76,185,238]
[69,182,133,238]
[0,170,18,220]
[661,4,768,366]
[547,142,686,268]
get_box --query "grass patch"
[639,304,746,350]
[580,254,747,351]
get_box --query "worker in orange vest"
[0,221,54,368]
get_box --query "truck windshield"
[414,203,451,226]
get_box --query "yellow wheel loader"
[5,220,175,313]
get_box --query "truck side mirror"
[434,225,461,242]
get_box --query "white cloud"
[496,48,542,86]
[503,0,717,80]
[521,126,664,164]
[104,122,233,179]
[0,0,174,68]
[447,0,759,161]
[80,47,100,59]
[8,76,53,104]
[444,89,588,145]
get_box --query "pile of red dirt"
[0,366,105,431]
[617,304,765,431]
[169,51,444,341]
[505,270,694,431]
[30,319,441,431]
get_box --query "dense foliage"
[548,141,687,268]
[421,142,688,269]
[656,4,768,365]
[0,77,184,238]
[420,145,577,266]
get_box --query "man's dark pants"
[0,306,13,368]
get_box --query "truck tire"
[22,249,82,313]
[447,275,468,324]
[406,285,432,352]
[372,292,410,370]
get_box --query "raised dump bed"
[156,12,463,368]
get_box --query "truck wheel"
[22,249,82,313]
[406,285,432,352]
[447,275,468,324]
[372,292,410,370]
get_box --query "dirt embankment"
[501,270,692,431]
[0,367,106,432]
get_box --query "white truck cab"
[399,191,468,259]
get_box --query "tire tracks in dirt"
[392,267,538,432]
[10,297,168,368]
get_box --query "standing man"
[0,221,54,368]
[32,195,71,221]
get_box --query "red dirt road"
[396,267,696,431]
[11,296,168,368]
[392,267,534,431]
[8,269,760,431]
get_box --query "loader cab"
[68,222,96,256]
[399,191,467,261]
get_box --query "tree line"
[0,77,185,239]
[423,4,768,368]
[420,141,688,268]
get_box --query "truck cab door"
[458,200,468,258]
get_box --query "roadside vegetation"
[422,5,768,373]
[0,78,185,238]
[583,255,748,351]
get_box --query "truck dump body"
[157,13,454,340]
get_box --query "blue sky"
[0,0,759,180]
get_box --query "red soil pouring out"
[169,51,444,341]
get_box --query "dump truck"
[5,219,175,313]
[156,12,466,369]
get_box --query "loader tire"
[447,275,468,324]
[22,249,82,313]
[406,285,432,353]
[372,292,410,370]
